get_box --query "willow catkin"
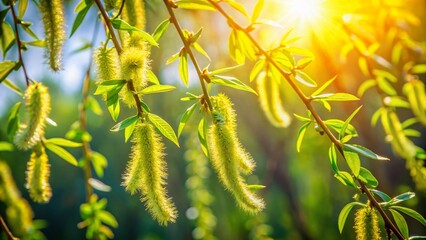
[121,0,146,30]
[354,206,381,240]
[403,78,426,126]
[0,161,21,204]
[26,143,51,203]
[257,72,291,128]
[14,83,51,150]
[39,0,65,71]
[6,198,34,236]
[208,94,265,213]
[94,45,119,83]
[122,123,177,225]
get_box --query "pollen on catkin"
[0,161,21,204]
[208,94,265,213]
[122,123,177,225]
[257,72,291,128]
[6,198,34,236]
[39,0,66,71]
[14,83,51,150]
[94,44,119,83]
[354,206,381,240]
[26,143,52,203]
[122,0,146,30]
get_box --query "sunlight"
[287,0,323,23]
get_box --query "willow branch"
[163,0,213,111]
[8,0,30,87]
[94,0,145,118]
[208,1,404,239]
[0,216,18,240]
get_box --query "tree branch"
[207,1,404,239]
[8,0,30,87]
[163,0,213,111]
[0,216,18,240]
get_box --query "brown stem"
[0,216,18,240]
[127,80,145,117]
[113,0,126,19]
[8,0,30,87]
[94,0,122,54]
[163,0,213,111]
[208,1,404,239]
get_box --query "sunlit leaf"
[385,192,416,207]
[198,117,209,157]
[358,167,378,188]
[45,138,82,147]
[2,79,23,96]
[225,0,250,19]
[209,65,242,75]
[329,143,339,173]
[178,103,197,137]
[293,70,317,87]
[147,113,179,147]
[343,148,361,176]
[18,0,28,18]
[250,59,265,82]
[174,0,215,11]
[339,106,362,140]
[371,189,391,202]
[110,115,139,132]
[88,178,111,192]
[338,202,365,233]
[140,85,176,95]
[0,61,18,82]
[412,64,426,74]
[389,209,409,239]
[153,18,170,42]
[179,50,189,87]
[296,122,310,152]
[91,151,107,178]
[1,22,15,57]
[311,93,359,102]
[111,19,158,47]
[45,143,78,166]
[0,142,13,151]
[7,102,21,141]
[357,79,376,97]
[70,0,93,37]
[251,0,264,23]
[192,42,210,61]
[390,206,426,226]
[335,171,357,188]
[210,75,257,95]
[343,144,389,161]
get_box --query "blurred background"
[1,0,425,239]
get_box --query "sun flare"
[287,0,324,23]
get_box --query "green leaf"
[192,42,210,61]
[178,103,197,137]
[390,206,426,226]
[210,75,257,95]
[294,113,311,122]
[247,184,266,191]
[0,141,13,151]
[188,27,203,43]
[334,171,357,188]
[389,209,409,239]
[166,51,180,65]
[329,143,339,173]
[1,23,16,57]
[140,85,176,95]
[70,0,93,37]
[111,19,158,47]
[86,96,103,115]
[338,202,365,233]
[0,61,18,82]
[147,113,179,147]
[179,50,189,87]
[198,117,209,157]
[2,79,22,96]
[251,0,264,23]
[296,122,310,152]
[339,106,362,140]
[386,192,416,207]
[45,143,78,166]
[25,39,46,48]
[210,65,243,76]
[98,210,118,227]
[7,102,21,141]
[124,118,137,142]
[312,93,359,102]
[91,151,107,178]
[343,148,361,176]
[324,119,357,136]
[147,70,160,85]
[377,76,397,96]
[88,178,111,192]
[293,70,317,87]
[357,79,376,97]
[312,76,337,96]
[371,189,391,202]
[229,29,245,64]
[343,144,389,161]
[140,101,151,113]
[383,96,410,108]
[107,93,120,122]
[44,138,82,147]
[94,80,126,95]
[153,18,170,42]
[358,167,378,187]
[174,0,215,11]
[408,236,426,239]
[411,64,426,74]
[18,0,28,18]
[110,115,139,132]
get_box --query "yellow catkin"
[14,83,51,150]
[121,0,146,30]
[0,161,21,204]
[26,143,52,203]
[354,206,381,240]
[257,72,291,128]
[122,123,177,225]
[94,44,119,83]
[208,94,265,213]
[6,199,34,236]
[403,78,426,126]
[39,0,66,71]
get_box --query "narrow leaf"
[371,189,391,202]
[311,93,359,102]
[312,76,337,96]
[44,138,82,147]
[209,65,243,75]
[389,209,409,239]
[251,0,264,23]
[88,178,111,192]
[329,143,339,173]
[358,167,378,188]
[390,206,426,226]
[338,202,364,233]
[343,144,389,161]
[147,70,160,85]
[147,113,179,147]
[140,85,175,95]
[198,117,208,156]
[210,75,257,95]
[153,18,170,42]
[179,50,189,87]
[45,143,78,166]
[296,122,310,152]
[339,106,362,140]
[343,148,361,176]
[294,70,317,87]
[178,103,197,137]
[110,115,139,132]
[0,61,17,82]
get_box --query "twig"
[207,1,405,239]
[113,0,126,19]
[94,0,122,54]
[163,0,213,111]
[8,0,30,87]
[0,216,18,240]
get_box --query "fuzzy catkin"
[14,83,51,150]
[94,45,119,83]
[122,0,146,30]
[26,143,51,203]
[0,161,21,204]
[39,0,66,71]
[257,72,291,128]
[6,199,34,236]
[122,123,177,225]
[354,206,381,240]
[208,94,264,213]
